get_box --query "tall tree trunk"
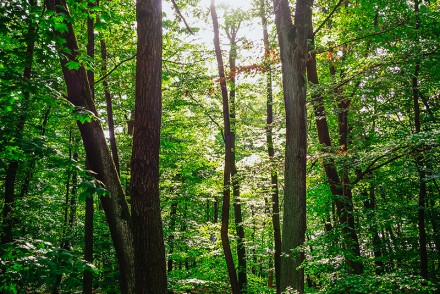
[363,184,383,274]
[412,0,428,280]
[100,38,120,175]
[44,1,135,292]
[53,132,79,294]
[272,0,310,292]
[131,0,167,292]
[83,7,95,292]
[1,0,37,245]
[210,1,239,293]
[227,25,248,293]
[260,1,281,291]
[305,2,363,275]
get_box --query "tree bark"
[100,38,120,175]
[272,0,310,292]
[131,0,167,292]
[44,0,135,292]
[83,8,95,292]
[260,1,281,292]
[210,1,239,293]
[227,25,248,293]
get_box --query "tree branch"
[94,53,136,85]
[170,0,194,35]
[313,0,344,37]
[352,144,440,185]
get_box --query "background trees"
[0,0,439,293]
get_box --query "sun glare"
[200,0,253,10]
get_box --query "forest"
[0,0,439,293]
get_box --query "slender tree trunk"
[363,185,383,274]
[83,191,94,293]
[53,132,78,294]
[210,1,239,293]
[131,0,167,292]
[44,1,135,292]
[83,8,95,292]
[272,0,310,292]
[100,38,120,175]
[1,0,37,245]
[19,108,51,199]
[228,27,247,293]
[305,3,363,275]
[412,0,428,280]
[168,201,178,273]
[260,1,281,291]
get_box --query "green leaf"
[65,61,80,70]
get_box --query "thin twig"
[94,53,136,85]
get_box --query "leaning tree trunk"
[260,0,281,292]
[210,1,239,293]
[131,0,167,292]
[44,0,135,292]
[272,0,310,292]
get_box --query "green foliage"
[0,239,96,293]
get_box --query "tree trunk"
[131,0,167,292]
[272,0,310,292]
[83,194,94,293]
[210,1,239,293]
[260,1,281,291]
[100,38,120,175]
[83,8,95,292]
[1,0,37,245]
[44,1,135,292]
[305,2,363,275]
[412,0,428,280]
[228,26,248,293]
[168,201,178,273]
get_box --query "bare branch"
[94,53,136,85]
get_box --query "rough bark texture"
[272,0,310,292]
[44,0,135,292]
[131,0,167,292]
[260,1,281,291]
[210,1,239,293]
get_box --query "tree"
[272,0,310,292]
[210,1,240,293]
[131,0,167,292]
[260,0,281,291]
[44,0,135,292]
